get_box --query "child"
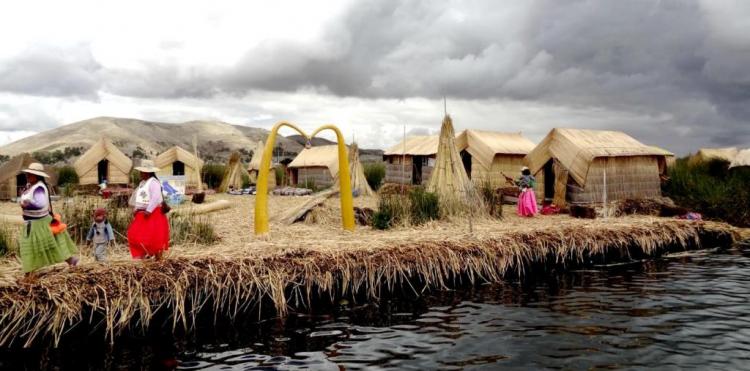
[86,208,115,262]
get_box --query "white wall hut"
[154,146,204,188]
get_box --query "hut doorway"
[412,156,426,184]
[15,173,26,196]
[460,150,472,178]
[173,160,185,176]
[289,168,299,186]
[97,159,108,184]
[543,160,555,200]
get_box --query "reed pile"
[427,115,484,217]
[0,193,737,347]
[340,142,374,196]
[218,152,246,193]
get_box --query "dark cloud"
[2,1,748,152]
[0,44,101,98]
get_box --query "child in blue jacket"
[86,208,116,262]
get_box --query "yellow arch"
[254,121,355,235]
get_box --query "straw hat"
[22,163,50,178]
[134,159,160,173]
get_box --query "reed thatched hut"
[0,153,58,200]
[383,133,468,185]
[464,130,539,189]
[730,149,750,169]
[525,128,673,207]
[154,146,204,188]
[288,145,340,188]
[74,138,133,185]
[247,141,276,188]
[691,147,739,165]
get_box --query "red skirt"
[127,208,170,258]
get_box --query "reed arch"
[254,121,355,235]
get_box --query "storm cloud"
[0,0,748,152]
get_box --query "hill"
[0,117,304,163]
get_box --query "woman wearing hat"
[515,166,538,217]
[127,159,170,260]
[18,163,79,274]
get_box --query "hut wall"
[568,156,661,204]
[157,166,201,187]
[472,155,545,200]
[294,167,334,188]
[420,164,434,185]
[384,155,413,184]
[79,163,130,185]
[0,179,14,200]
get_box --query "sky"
[0,0,749,154]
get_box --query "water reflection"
[178,248,750,370]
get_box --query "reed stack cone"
[427,114,483,216]
[219,151,245,192]
[334,142,373,196]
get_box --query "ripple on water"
[172,248,750,370]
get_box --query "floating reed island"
[0,195,741,347]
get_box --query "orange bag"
[49,213,68,235]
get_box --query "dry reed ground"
[0,194,741,346]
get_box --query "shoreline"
[0,194,740,347]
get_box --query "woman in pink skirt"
[515,167,538,217]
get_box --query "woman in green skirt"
[18,163,78,274]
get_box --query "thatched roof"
[464,130,536,169]
[288,145,342,177]
[73,138,133,176]
[383,132,468,156]
[247,141,275,171]
[0,153,35,183]
[730,149,750,168]
[695,147,739,163]
[154,146,204,170]
[526,128,673,186]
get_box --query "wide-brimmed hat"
[134,159,160,173]
[22,163,50,178]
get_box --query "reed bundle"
[218,152,245,193]
[427,115,484,217]
[338,143,373,197]
[172,199,231,216]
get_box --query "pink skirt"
[516,188,538,217]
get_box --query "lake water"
[3,246,750,370]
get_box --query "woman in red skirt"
[128,160,170,259]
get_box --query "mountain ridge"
[0,117,305,163]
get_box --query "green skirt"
[20,216,78,273]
